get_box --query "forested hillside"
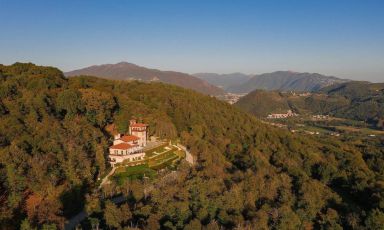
[228,71,349,93]
[236,83,384,129]
[320,82,384,127]
[234,90,293,117]
[1,63,384,229]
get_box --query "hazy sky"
[1,0,383,82]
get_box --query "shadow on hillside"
[60,184,87,218]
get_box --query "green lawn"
[112,145,185,184]
[296,125,330,133]
[175,150,186,158]
[148,148,177,164]
[150,154,179,170]
[145,143,168,157]
[113,164,156,185]
[146,146,182,170]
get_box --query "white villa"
[108,119,148,165]
[267,110,298,119]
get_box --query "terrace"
[104,141,188,185]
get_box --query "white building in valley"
[107,119,148,165]
[267,110,298,119]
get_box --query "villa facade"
[108,119,148,165]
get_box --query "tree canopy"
[0,63,383,229]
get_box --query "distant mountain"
[65,62,225,95]
[235,81,384,129]
[193,72,251,90]
[227,71,349,93]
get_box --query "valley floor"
[263,115,384,139]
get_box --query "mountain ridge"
[65,62,225,96]
[228,71,350,93]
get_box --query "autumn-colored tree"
[365,209,384,230]
[56,89,84,116]
[104,201,122,228]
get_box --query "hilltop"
[65,62,225,96]
[0,63,383,229]
[227,71,349,93]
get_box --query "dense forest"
[1,63,384,229]
[235,84,384,130]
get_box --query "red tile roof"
[130,123,148,127]
[119,135,140,142]
[110,143,137,150]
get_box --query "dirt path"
[98,167,116,189]
[176,144,194,165]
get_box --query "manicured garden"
[148,150,179,170]
[112,164,156,185]
[144,143,168,157]
[112,145,184,183]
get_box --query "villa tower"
[129,119,148,147]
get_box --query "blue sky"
[0,0,383,81]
